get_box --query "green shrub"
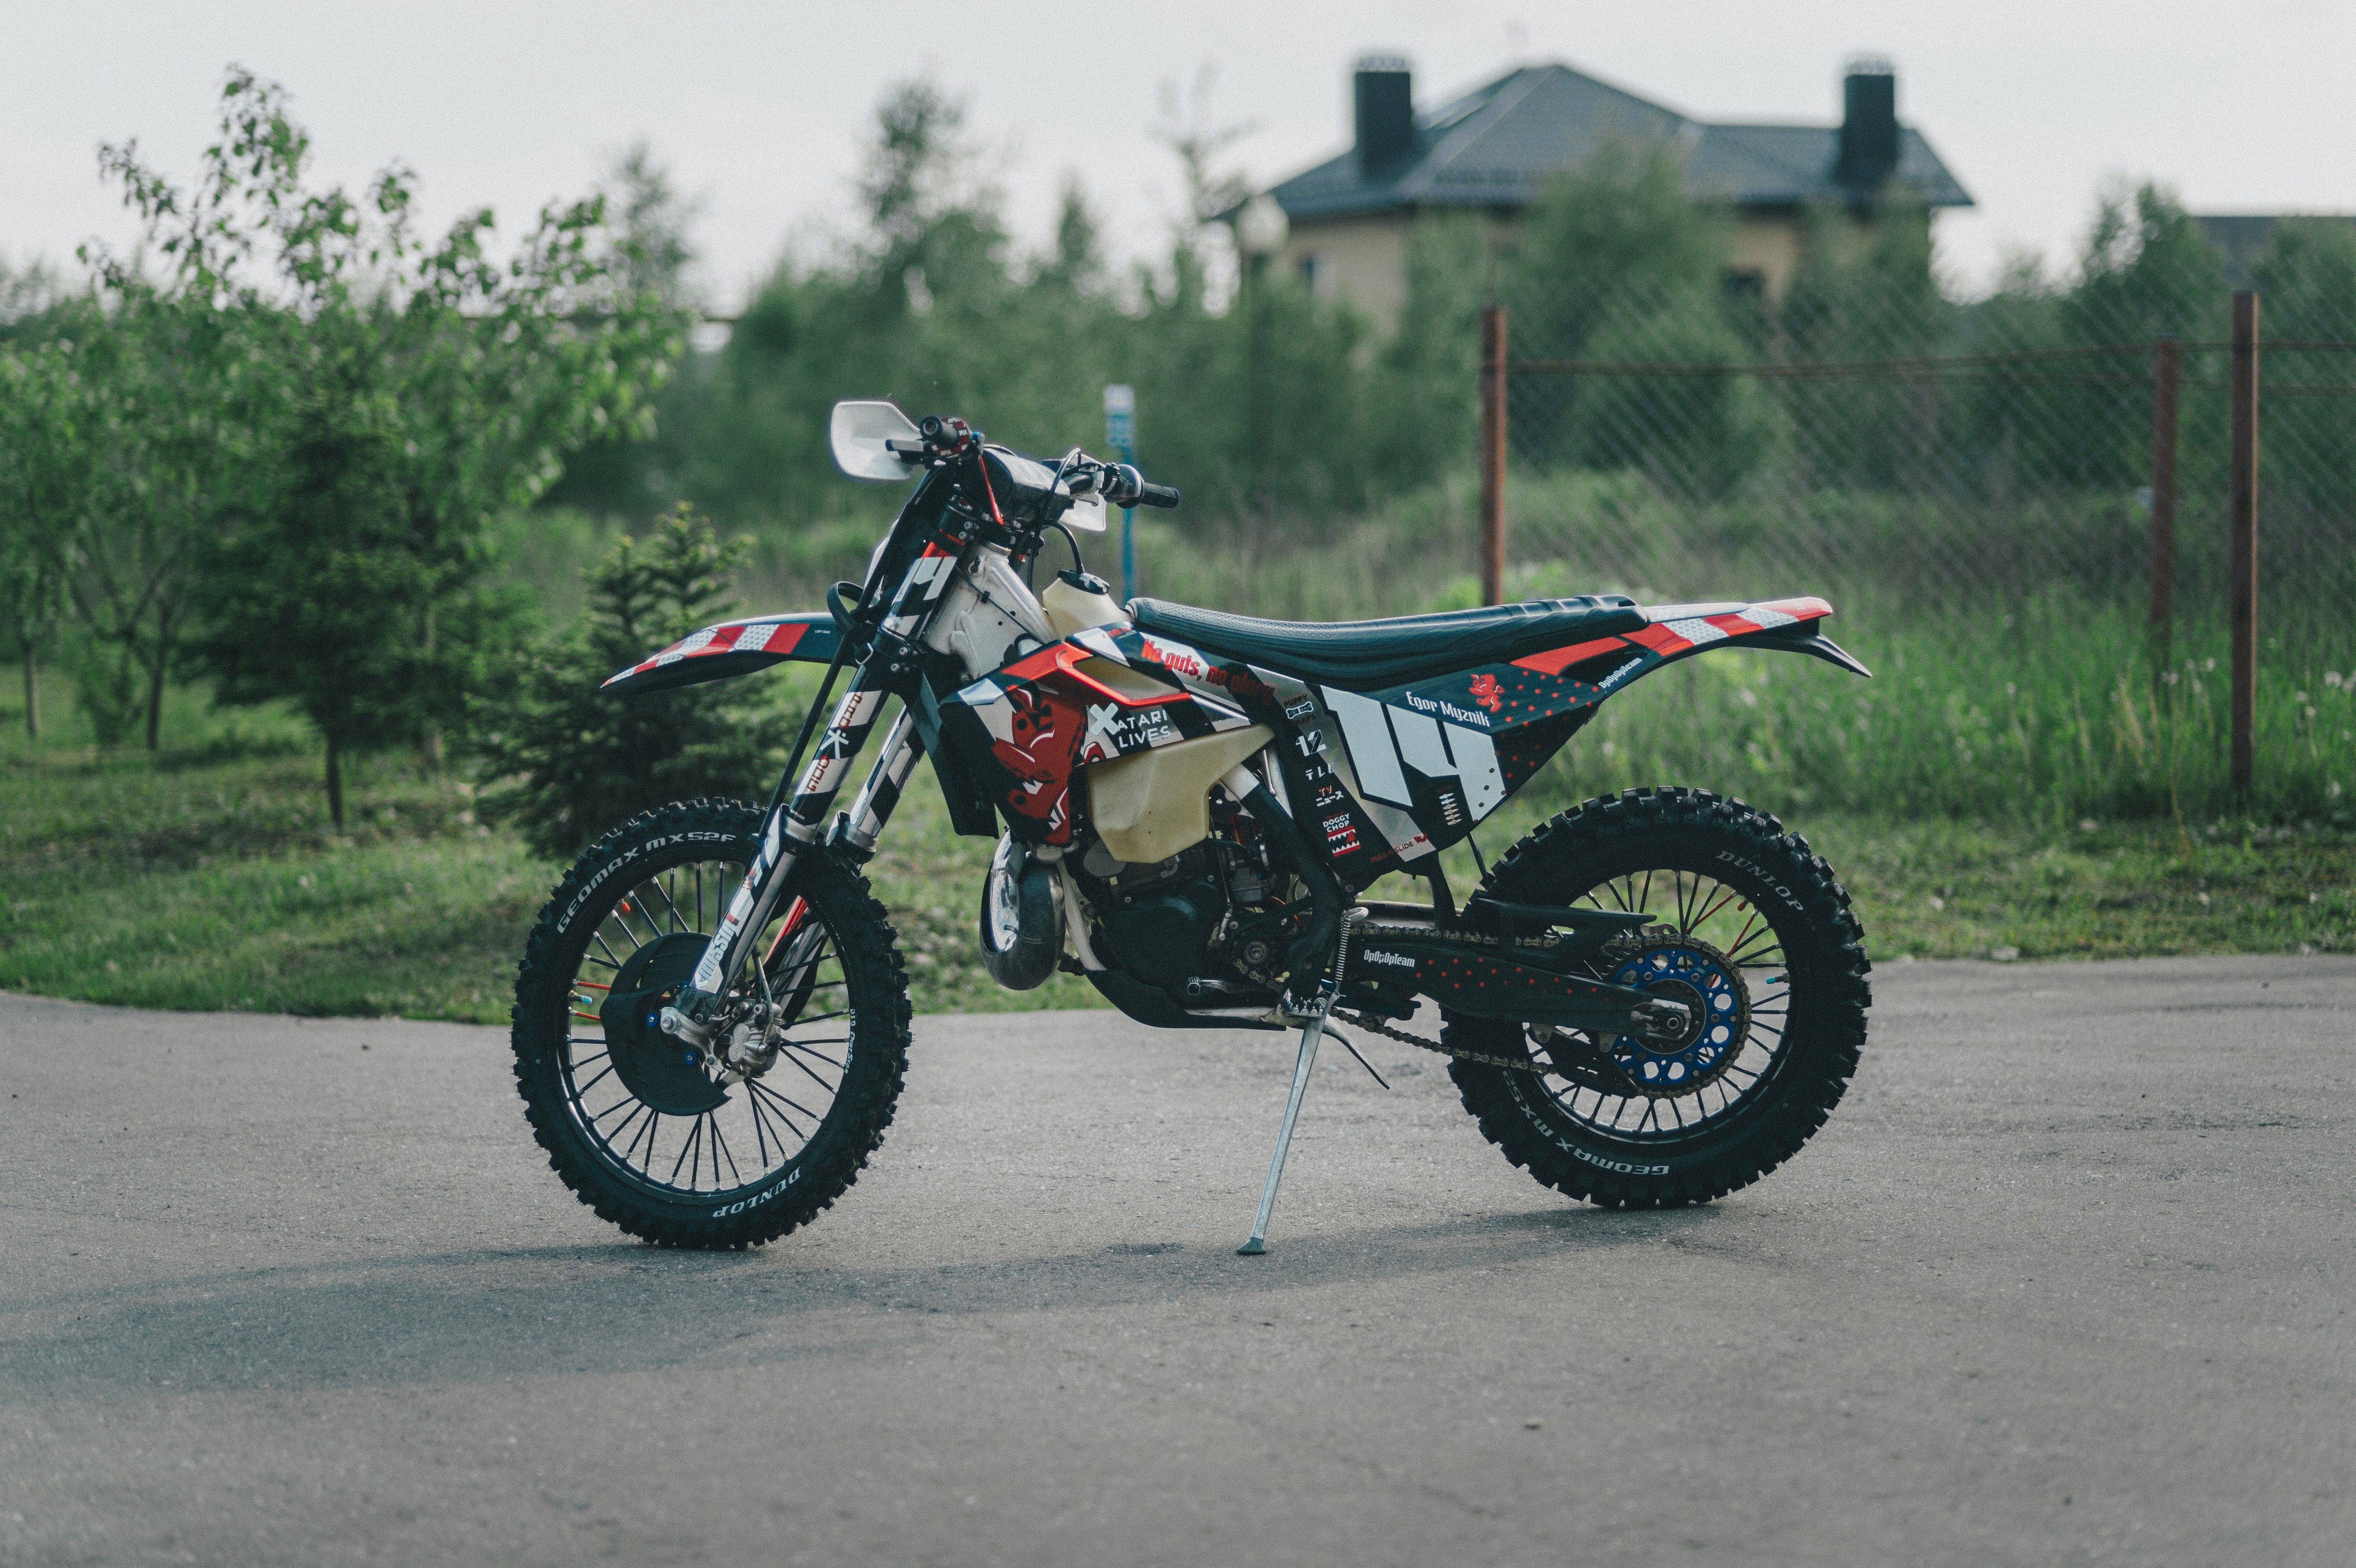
[468,505,798,860]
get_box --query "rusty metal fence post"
[2228,291,2260,796]
[2148,336,2180,675]
[1479,305,1508,605]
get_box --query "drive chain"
[1332,1008,1558,1076]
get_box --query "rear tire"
[511,799,911,1248]
[1449,787,1869,1209]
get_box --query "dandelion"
[2326,672,2345,689]
[2204,657,2217,672]
[2295,692,2310,704]
[2332,781,2345,799]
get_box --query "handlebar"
[1100,463,1180,511]
[901,415,1182,514]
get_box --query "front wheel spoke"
[709,1117,745,1186]
[591,931,626,970]
[594,1096,646,1130]
[669,1115,702,1185]
[779,1049,841,1092]
[625,893,665,947]
[749,1078,820,1128]
[747,1090,778,1165]
[755,1084,806,1148]
[571,1063,618,1098]
[632,1110,664,1168]
[653,874,689,935]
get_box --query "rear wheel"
[1449,787,1869,1209]
[511,799,911,1248]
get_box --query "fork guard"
[601,612,843,697]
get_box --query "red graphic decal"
[1468,673,1503,712]
[1513,636,1630,677]
[1215,666,1275,704]
[989,685,1083,842]
[1141,637,1207,681]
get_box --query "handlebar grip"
[1135,482,1181,510]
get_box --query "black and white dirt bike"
[510,400,1872,1252]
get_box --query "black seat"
[1128,595,1644,689]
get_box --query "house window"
[1721,268,1767,303]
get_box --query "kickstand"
[1238,1005,1329,1256]
[1237,908,1365,1257]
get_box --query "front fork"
[666,540,963,1040]
[663,668,900,1041]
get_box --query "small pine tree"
[469,504,796,860]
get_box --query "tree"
[466,505,794,858]
[538,141,708,519]
[97,66,683,815]
[0,332,95,739]
[61,295,271,750]
[2067,183,2224,346]
[1505,139,1731,357]
[2250,218,2356,516]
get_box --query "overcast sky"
[6,1,2353,309]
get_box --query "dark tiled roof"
[1266,64,1972,222]
[2194,213,2356,286]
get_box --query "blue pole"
[1105,384,1137,602]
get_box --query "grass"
[5,462,2350,1027]
[0,669,2346,1027]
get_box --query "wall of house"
[1283,204,1929,332]
[1281,213,1415,333]
[1728,212,1807,301]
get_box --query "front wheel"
[1449,787,1870,1209]
[511,798,911,1248]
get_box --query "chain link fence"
[1495,281,2354,626]
[1484,277,2356,820]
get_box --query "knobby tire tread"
[1447,786,1870,1209]
[510,798,912,1249]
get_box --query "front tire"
[1450,787,1869,1209]
[511,798,911,1248]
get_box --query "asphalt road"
[0,955,2350,1568]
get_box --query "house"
[2192,214,2356,288]
[1258,55,1973,329]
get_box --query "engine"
[1067,807,1287,1000]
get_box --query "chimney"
[1353,55,1415,174]
[1833,56,1899,194]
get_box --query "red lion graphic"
[1468,673,1503,713]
